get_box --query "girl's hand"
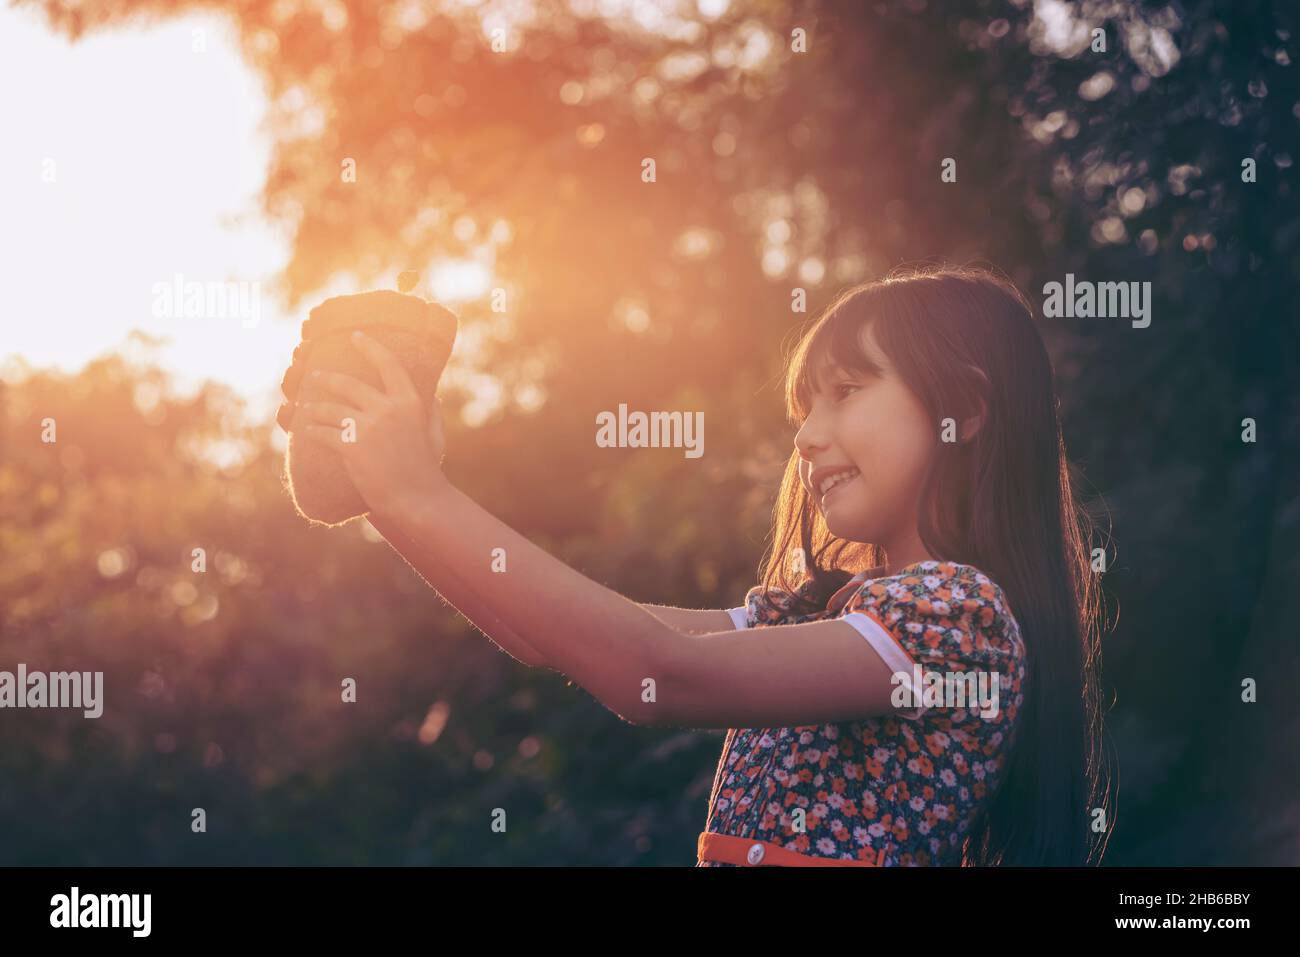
[297,330,449,517]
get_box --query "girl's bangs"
[786,294,881,423]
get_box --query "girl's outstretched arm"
[377,514,734,666]
[366,479,691,725]
[367,482,909,729]
[378,520,739,672]
[639,606,737,636]
[368,515,553,670]
[300,331,914,729]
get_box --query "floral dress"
[698,560,1026,866]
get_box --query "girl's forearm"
[366,476,680,722]
[378,510,729,668]
[641,605,736,636]
[371,516,553,669]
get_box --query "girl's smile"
[820,468,861,507]
[810,464,863,508]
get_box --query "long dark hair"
[759,263,1111,865]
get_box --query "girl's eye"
[791,380,860,427]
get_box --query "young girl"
[293,263,1109,866]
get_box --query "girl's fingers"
[428,395,446,462]
[351,331,420,402]
[298,423,348,447]
[313,370,385,410]
[298,401,362,427]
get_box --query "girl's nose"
[794,413,828,459]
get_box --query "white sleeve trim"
[725,606,750,630]
[840,611,927,720]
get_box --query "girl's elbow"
[617,639,691,727]
[520,648,553,670]
[616,697,676,728]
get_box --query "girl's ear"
[959,364,990,443]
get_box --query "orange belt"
[697,831,881,867]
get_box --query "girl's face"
[794,326,935,555]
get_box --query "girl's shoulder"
[739,560,1016,632]
[855,559,1011,608]
[842,560,1024,664]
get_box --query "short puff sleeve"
[838,561,1025,724]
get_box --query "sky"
[0,6,310,422]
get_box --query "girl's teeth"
[820,469,859,496]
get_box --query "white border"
[840,612,927,720]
